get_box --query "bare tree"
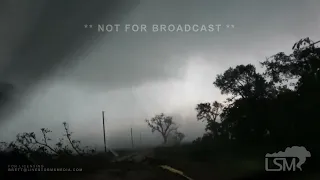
[0,122,95,157]
[172,131,185,145]
[145,113,178,144]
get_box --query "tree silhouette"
[196,37,320,148]
[169,131,185,145]
[196,101,224,139]
[174,131,185,143]
[145,113,179,144]
[214,64,275,100]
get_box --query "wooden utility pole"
[140,132,142,147]
[131,127,134,149]
[102,111,107,153]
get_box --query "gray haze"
[0,0,319,149]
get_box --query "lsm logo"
[265,146,311,171]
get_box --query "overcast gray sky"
[0,0,319,149]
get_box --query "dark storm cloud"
[0,0,139,119]
[1,0,139,83]
[51,0,320,97]
[1,0,319,93]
